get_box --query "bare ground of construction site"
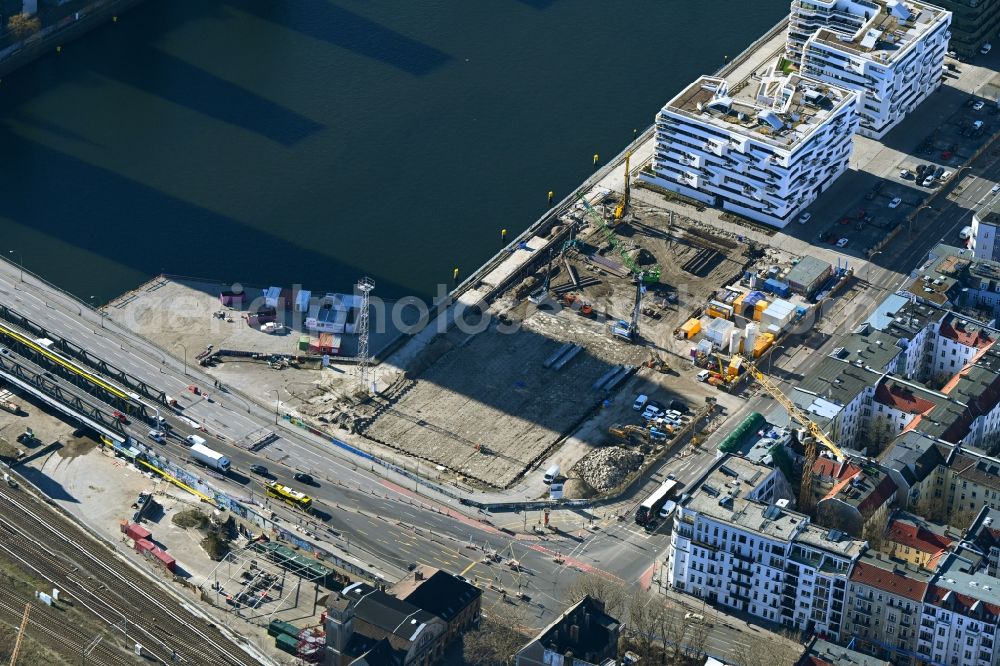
[341,201,755,491]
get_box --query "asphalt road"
[0,263,680,629]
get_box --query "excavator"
[743,358,844,507]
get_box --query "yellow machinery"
[9,603,31,666]
[609,424,650,444]
[744,358,844,507]
[613,151,631,221]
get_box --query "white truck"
[185,434,206,447]
[189,442,230,472]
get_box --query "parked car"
[797,212,812,224]
[942,170,953,180]
[696,369,711,382]
[973,120,984,130]
[632,394,648,411]
[888,197,902,209]
[993,183,1000,194]
[836,237,850,248]
[982,42,992,55]
[685,613,705,623]
[934,166,945,178]
[922,175,936,187]
[900,169,914,179]
[974,100,986,111]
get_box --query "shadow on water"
[0,127,414,299]
[228,0,452,76]
[511,0,559,8]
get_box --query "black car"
[249,464,268,475]
[293,472,314,485]
[934,166,945,179]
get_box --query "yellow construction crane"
[9,603,31,666]
[744,359,844,508]
[613,151,631,221]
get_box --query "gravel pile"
[575,447,643,493]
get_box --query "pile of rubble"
[574,447,643,493]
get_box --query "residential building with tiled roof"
[878,431,949,509]
[843,551,931,665]
[389,567,481,644]
[884,512,957,570]
[797,636,891,666]
[816,463,898,539]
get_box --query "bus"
[265,481,313,512]
[635,479,678,525]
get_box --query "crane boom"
[614,151,631,220]
[9,603,31,666]
[744,360,844,460]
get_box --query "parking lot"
[781,67,1000,260]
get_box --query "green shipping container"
[268,620,299,638]
[276,633,299,655]
[299,335,310,351]
[718,412,766,454]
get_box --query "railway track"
[0,587,135,665]
[0,483,260,666]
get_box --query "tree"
[7,13,40,41]
[729,633,804,666]
[566,573,628,620]
[862,510,889,551]
[625,591,661,663]
[460,603,528,666]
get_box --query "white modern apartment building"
[640,73,858,228]
[667,456,864,639]
[788,0,952,138]
[973,198,1000,262]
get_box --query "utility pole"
[356,277,375,393]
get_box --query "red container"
[135,538,155,554]
[126,524,152,542]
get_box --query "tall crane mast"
[744,359,844,510]
[9,603,31,666]
[613,151,631,221]
[576,192,660,283]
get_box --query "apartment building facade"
[788,0,952,138]
[641,73,858,227]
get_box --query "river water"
[0,0,787,301]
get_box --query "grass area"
[778,57,796,74]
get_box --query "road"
[0,262,679,629]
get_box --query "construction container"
[294,290,312,313]
[134,538,155,554]
[275,633,298,655]
[706,300,733,319]
[705,318,735,348]
[760,299,796,332]
[268,620,300,638]
[752,332,775,358]
[719,412,765,453]
[680,318,701,339]
[150,547,176,573]
[125,523,151,542]
[762,278,791,298]
[727,356,743,378]
[298,335,310,351]
[753,299,768,321]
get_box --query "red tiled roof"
[928,586,1000,618]
[939,319,993,350]
[874,382,936,415]
[811,458,859,481]
[886,519,954,556]
[856,475,898,515]
[849,561,927,602]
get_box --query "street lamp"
[272,388,280,425]
[912,204,935,237]
[88,295,106,328]
[7,249,22,283]
[865,251,883,283]
[174,342,188,376]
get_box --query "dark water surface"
[0,0,787,301]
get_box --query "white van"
[696,369,711,382]
[185,434,206,447]
[659,500,677,520]
[543,464,561,485]
[960,226,973,241]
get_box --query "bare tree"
[729,635,804,666]
[625,591,661,663]
[461,603,529,666]
[655,606,689,665]
[7,13,40,41]
[862,510,889,551]
[685,619,710,659]
[566,573,628,620]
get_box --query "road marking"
[460,561,477,577]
